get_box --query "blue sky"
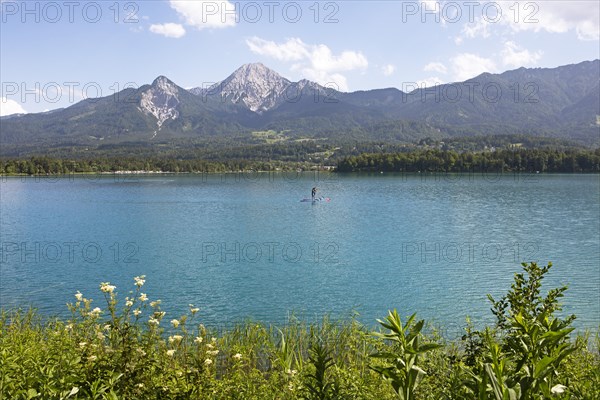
[1,0,599,115]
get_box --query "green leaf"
[27,388,38,399]
[418,343,442,353]
[533,356,555,379]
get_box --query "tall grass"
[1,264,598,399]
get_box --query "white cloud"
[424,62,448,74]
[0,98,26,116]
[417,77,445,88]
[501,41,542,68]
[309,45,368,73]
[170,0,236,30]
[576,19,599,40]
[245,37,368,91]
[149,23,186,38]
[450,53,497,81]
[246,37,309,62]
[382,64,396,76]
[460,17,491,39]
[501,1,599,40]
[454,1,599,43]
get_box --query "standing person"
[311,187,318,200]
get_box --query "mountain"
[1,61,598,155]
[0,76,249,148]
[190,63,293,113]
[391,60,600,142]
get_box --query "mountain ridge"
[1,60,598,152]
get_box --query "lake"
[1,172,598,337]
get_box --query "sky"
[1,0,599,115]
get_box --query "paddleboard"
[300,197,330,202]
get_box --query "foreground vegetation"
[1,262,598,399]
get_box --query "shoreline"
[1,169,599,178]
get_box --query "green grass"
[251,130,289,144]
[1,264,599,399]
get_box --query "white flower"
[194,336,203,344]
[207,350,219,356]
[551,384,567,394]
[232,353,242,360]
[150,300,161,307]
[166,349,176,357]
[168,335,183,344]
[136,383,144,388]
[100,282,116,293]
[103,324,111,331]
[65,324,73,331]
[211,337,217,343]
[87,355,97,362]
[89,307,101,317]
[204,358,213,366]
[79,342,87,348]
[189,304,200,314]
[74,291,83,301]
[171,319,180,328]
[148,318,159,326]
[133,309,142,317]
[126,299,134,307]
[206,343,213,349]
[134,275,146,287]
[139,293,148,302]
[97,332,104,340]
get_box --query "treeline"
[0,157,313,175]
[336,148,600,173]
[2,148,599,176]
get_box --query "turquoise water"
[1,173,598,337]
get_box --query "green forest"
[1,148,599,175]
[336,149,600,173]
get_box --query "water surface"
[1,172,598,336]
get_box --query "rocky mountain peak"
[151,76,179,93]
[203,63,293,113]
[139,76,180,131]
